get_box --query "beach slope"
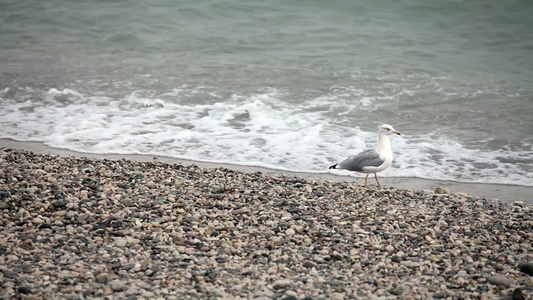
[0,146,531,299]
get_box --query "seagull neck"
[375,133,392,154]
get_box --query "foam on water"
[1,86,532,187]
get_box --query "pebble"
[302,260,316,268]
[283,290,298,298]
[389,287,404,295]
[18,286,32,294]
[487,275,511,288]
[0,148,530,300]
[518,262,533,276]
[31,217,43,225]
[77,213,89,223]
[153,217,166,223]
[110,280,125,292]
[120,198,133,207]
[115,238,127,247]
[434,187,450,194]
[273,279,291,289]
[285,228,295,235]
[231,208,250,215]
[510,288,524,300]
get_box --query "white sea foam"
[1,86,532,187]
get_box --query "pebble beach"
[0,147,531,299]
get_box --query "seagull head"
[379,124,402,136]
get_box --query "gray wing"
[336,149,383,172]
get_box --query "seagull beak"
[394,130,402,135]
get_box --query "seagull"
[329,124,402,189]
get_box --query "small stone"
[54,211,68,217]
[110,280,125,291]
[385,245,394,252]
[18,286,32,294]
[288,206,301,213]
[302,260,316,268]
[434,187,449,194]
[95,274,108,284]
[283,290,298,300]
[121,198,133,207]
[115,238,127,247]
[31,217,43,225]
[510,288,524,300]
[284,290,298,298]
[0,202,9,209]
[519,262,533,276]
[6,254,18,261]
[153,217,166,224]
[285,228,295,235]
[20,243,34,251]
[53,200,67,208]
[273,279,291,289]
[487,275,511,288]
[211,187,225,194]
[38,223,52,230]
[231,208,250,215]
[122,264,136,271]
[389,287,404,295]
[125,286,139,295]
[77,213,89,223]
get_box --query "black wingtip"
[329,164,337,169]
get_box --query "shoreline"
[0,138,531,205]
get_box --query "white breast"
[362,152,393,173]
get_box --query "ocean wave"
[1,85,532,187]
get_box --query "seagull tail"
[329,164,337,169]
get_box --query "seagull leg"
[364,174,369,187]
[374,173,382,189]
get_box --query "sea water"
[1,0,532,186]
